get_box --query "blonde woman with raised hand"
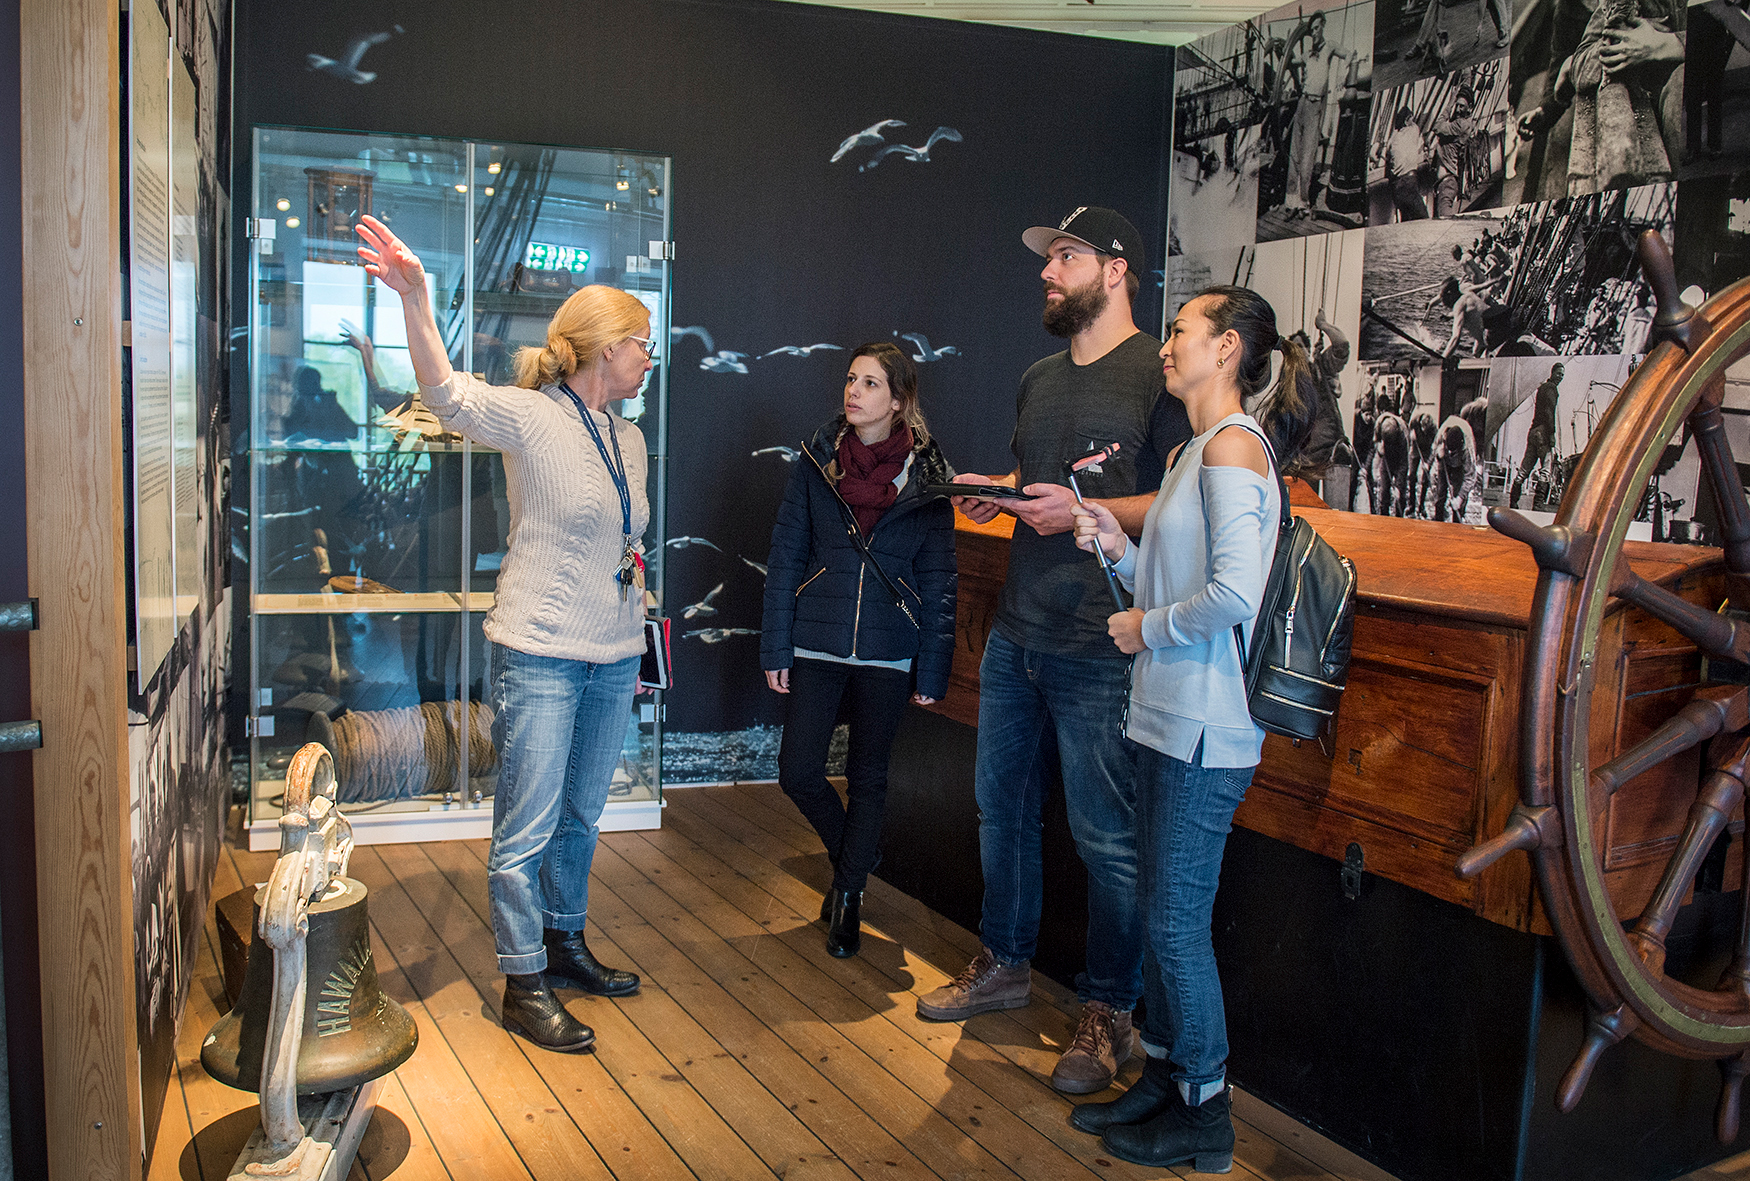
[356,214,650,1054]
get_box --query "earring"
[1217,355,1226,367]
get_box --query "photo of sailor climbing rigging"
[1360,180,1672,361]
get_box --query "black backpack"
[1231,427,1357,740]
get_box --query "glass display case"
[240,127,670,849]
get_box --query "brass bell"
[201,874,417,1094]
[202,743,416,1098]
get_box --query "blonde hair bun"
[512,285,650,388]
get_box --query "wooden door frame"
[20,0,140,1178]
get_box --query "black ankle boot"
[501,972,595,1052]
[1070,1054,1177,1133]
[1101,1085,1234,1173]
[542,928,640,996]
[826,889,862,958]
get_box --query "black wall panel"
[234,0,1172,739]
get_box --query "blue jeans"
[1135,740,1254,1104]
[485,641,639,975]
[974,629,1143,1009]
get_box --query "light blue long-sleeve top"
[1110,412,1278,768]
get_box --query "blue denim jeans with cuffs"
[973,629,1144,1010]
[485,640,640,976]
[1134,740,1254,1105]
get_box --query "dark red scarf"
[836,423,913,536]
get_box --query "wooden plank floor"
[147,783,1748,1181]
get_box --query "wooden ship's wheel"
[1460,232,1750,1140]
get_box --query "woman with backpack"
[760,342,958,959]
[1067,286,1316,1171]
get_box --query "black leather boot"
[543,928,640,996]
[1101,1085,1234,1173]
[1070,1053,1176,1133]
[501,972,595,1052]
[826,889,863,958]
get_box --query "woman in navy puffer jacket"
[761,341,958,958]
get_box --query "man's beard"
[1042,276,1109,337]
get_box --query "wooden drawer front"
[1256,656,1490,847]
[1236,783,1476,910]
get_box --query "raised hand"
[355,214,425,296]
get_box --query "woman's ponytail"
[1197,284,1320,471]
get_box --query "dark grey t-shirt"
[996,331,1192,657]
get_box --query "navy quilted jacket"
[760,418,959,700]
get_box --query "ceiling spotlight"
[483,186,494,196]
[285,217,301,228]
[648,187,659,196]
[616,180,630,191]
[486,161,501,174]
[455,184,468,193]
[275,198,290,212]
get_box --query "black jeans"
[777,657,912,894]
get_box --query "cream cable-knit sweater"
[418,371,649,665]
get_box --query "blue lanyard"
[559,382,632,544]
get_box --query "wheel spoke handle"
[1688,385,1750,577]
[1625,733,1750,974]
[1558,1003,1639,1113]
[1719,1054,1750,1143]
[1457,803,1563,878]
[1488,508,1595,577]
[1639,229,1710,354]
[1594,685,1750,796]
[1614,571,1750,664]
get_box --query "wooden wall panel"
[19,0,139,1178]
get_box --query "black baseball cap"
[1022,206,1145,267]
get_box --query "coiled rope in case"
[308,700,498,803]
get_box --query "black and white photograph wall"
[1680,0,1750,176]
[1676,167,1750,296]
[1171,27,1266,256]
[1507,0,1686,205]
[1254,0,1378,241]
[1373,0,1512,91]
[1361,181,1670,362]
[1171,230,1368,508]
[1367,58,1511,223]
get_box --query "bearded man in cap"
[918,206,1193,1096]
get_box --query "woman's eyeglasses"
[627,335,659,360]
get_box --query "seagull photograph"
[831,119,906,163]
[759,344,844,358]
[700,351,749,374]
[683,583,726,619]
[751,445,799,462]
[859,127,963,171]
[666,536,722,552]
[670,325,716,353]
[684,627,760,643]
[895,332,962,362]
[306,25,404,84]
[740,557,768,576]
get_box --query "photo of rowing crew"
[1359,180,1672,363]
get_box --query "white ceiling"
[774,0,1278,45]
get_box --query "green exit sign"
[524,242,590,272]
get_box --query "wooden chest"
[929,508,1732,934]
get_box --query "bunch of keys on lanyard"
[615,542,646,603]
[561,382,645,605]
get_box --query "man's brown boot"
[916,947,1032,1020]
[1051,1000,1133,1094]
